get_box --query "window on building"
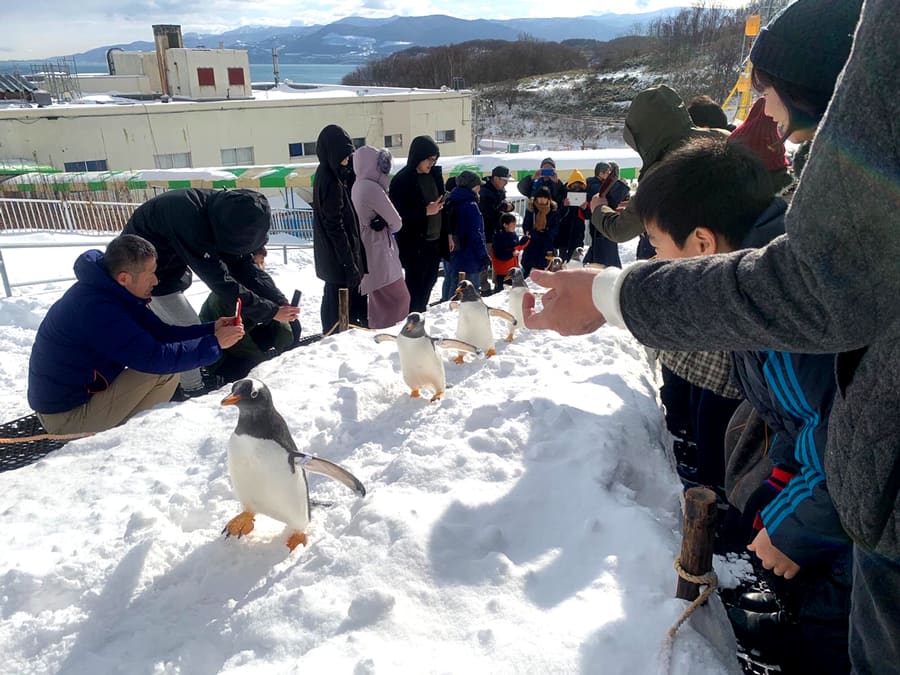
[384,134,403,148]
[154,152,193,170]
[197,67,215,87]
[435,129,456,143]
[63,159,108,172]
[221,146,254,166]
[352,137,366,149]
[227,68,245,86]
[288,141,318,158]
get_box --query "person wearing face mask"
[312,124,368,332]
[389,135,446,313]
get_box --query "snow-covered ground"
[0,232,749,674]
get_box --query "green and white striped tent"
[1,149,642,196]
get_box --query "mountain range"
[1,11,685,66]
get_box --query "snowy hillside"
[0,235,745,674]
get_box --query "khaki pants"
[38,369,179,434]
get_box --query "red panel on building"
[197,68,215,86]
[227,68,245,86]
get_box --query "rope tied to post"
[659,555,719,675]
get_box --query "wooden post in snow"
[675,487,718,601]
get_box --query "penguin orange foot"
[486,348,497,357]
[430,392,444,402]
[286,531,308,551]
[223,511,256,538]
[410,388,420,398]
[455,354,465,364]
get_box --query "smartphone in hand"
[291,290,302,307]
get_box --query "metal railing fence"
[0,197,315,296]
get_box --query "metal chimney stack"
[152,24,183,96]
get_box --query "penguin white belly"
[397,334,445,392]
[457,302,495,352]
[227,433,310,531]
[508,287,526,329]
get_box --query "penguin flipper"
[489,308,518,326]
[374,333,397,344]
[297,454,367,497]
[435,338,481,355]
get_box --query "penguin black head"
[504,267,526,287]
[221,378,272,410]
[400,312,427,338]
[222,378,294,447]
[453,279,481,302]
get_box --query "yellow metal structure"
[722,14,762,123]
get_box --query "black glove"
[481,255,492,271]
[370,214,388,232]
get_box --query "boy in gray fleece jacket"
[525,1,896,671]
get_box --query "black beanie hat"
[749,0,862,95]
[455,170,481,190]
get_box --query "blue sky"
[7,0,747,60]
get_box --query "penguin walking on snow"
[221,378,366,551]
[452,280,516,360]
[566,247,586,269]
[546,256,565,272]
[504,267,528,341]
[374,312,479,401]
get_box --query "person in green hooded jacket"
[590,84,728,249]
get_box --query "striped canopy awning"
[1,149,642,193]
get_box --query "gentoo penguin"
[452,280,516,360]
[221,378,366,551]
[566,247,586,269]
[504,267,528,342]
[546,256,565,272]
[374,312,479,401]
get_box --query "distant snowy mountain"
[1,11,684,66]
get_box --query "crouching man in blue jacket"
[27,234,245,434]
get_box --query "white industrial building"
[0,25,474,172]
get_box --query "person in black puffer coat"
[312,124,368,331]
[123,187,298,393]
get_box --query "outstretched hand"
[523,268,607,336]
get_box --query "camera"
[540,168,554,177]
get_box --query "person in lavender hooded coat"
[351,146,410,329]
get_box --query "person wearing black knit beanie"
[749,0,863,176]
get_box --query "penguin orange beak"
[221,393,241,406]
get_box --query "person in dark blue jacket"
[634,136,852,673]
[445,171,490,287]
[520,186,559,278]
[27,235,245,435]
